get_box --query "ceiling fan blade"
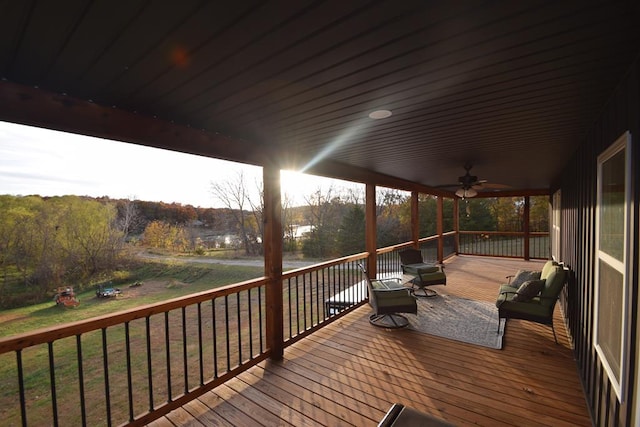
[434,183,461,188]
[479,183,511,190]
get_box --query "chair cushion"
[399,249,423,264]
[540,267,566,301]
[541,260,558,280]
[510,270,542,288]
[370,280,387,290]
[512,279,546,302]
[403,263,440,274]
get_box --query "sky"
[0,121,356,208]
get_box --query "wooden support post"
[263,165,283,360]
[411,191,419,248]
[366,184,377,278]
[437,196,444,263]
[523,195,530,261]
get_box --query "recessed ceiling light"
[368,109,392,119]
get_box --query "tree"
[376,188,410,247]
[116,197,144,238]
[142,220,188,251]
[210,170,262,255]
[301,186,342,258]
[50,196,124,279]
[529,195,550,231]
[0,195,126,297]
[459,198,496,231]
[418,194,437,237]
[491,197,524,231]
[336,205,365,255]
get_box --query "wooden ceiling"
[1,0,639,195]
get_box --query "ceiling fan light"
[455,187,477,198]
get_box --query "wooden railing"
[281,253,369,346]
[0,278,269,427]
[458,231,549,259]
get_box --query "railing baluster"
[295,276,300,335]
[247,289,253,357]
[182,307,188,394]
[197,303,204,386]
[236,292,242,366]
[287,278,292,339]
[302,274,307,331]
[258,286,264,353]
[212,299,218,379]
[75,336,87,427]
[47,342,59,427]
[16,349,27,427]
[145,316,154,411]
[164,312,172,403]
[321,267,326,320]
[125,322,134,422]
[101,329,112,427]
[224,295,230,372]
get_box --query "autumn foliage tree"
[142,220,189,251]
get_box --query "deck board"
[152,256,591,426]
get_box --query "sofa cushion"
[510,270,542,288]
[512,279,546,302]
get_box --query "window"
[594,131,631,400]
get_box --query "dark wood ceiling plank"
[130,1,329,111]
[204,1,616,130]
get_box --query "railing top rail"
[282,252,369,280]
[459,230,549,235]
[376,241,414,255]
[418,235,439,243]
[0,276,267,354]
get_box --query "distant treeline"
[0,193,549,308]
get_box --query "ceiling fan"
[437,164,489,198]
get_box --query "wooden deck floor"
[149,256,591,427]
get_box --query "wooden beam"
[0,80,267,166]
[263,165,283,360]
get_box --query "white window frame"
[593,131,632,401]
[551,190,561,261]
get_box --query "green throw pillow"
[512,279,546,302]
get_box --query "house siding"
[558,55,640,426]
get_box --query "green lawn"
[0,260,264,338]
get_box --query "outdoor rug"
[408,294,505,349]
